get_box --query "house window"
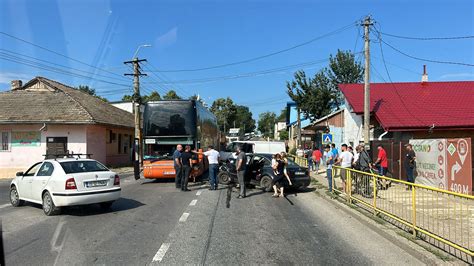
[1,131,11,151]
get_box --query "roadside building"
[340,80,474,192]
[0,77,135,178]
[274,121,287,140]
[302,109,344,149]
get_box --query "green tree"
[163,90,182,100]
[326,49,364,107]
[287,50,363,120]
[122,90,161,103]
[210,97,237,132]
[287,70,333,120]
[258,111,277,138]
[234,105,256,133]
[277,107,287,122]
[279,130,289,140]
[76,85,108,102]
[122,94,133,102]
[143,91,161,102]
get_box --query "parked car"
[9,158,121,215]
[219,141,286,161]
[218,153,310,192]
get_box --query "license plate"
[85,180,108,188]
[164,171,175,175]
[295,171,306,175]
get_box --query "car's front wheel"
[260,175,273,192]
[42,191,60,216]
[10,186,24,207]
[218,172,231,185]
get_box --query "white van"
[220,141,286,161]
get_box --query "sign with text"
[11,131,41,147]
[410,138,472,195]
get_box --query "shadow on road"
[59,197,145,216]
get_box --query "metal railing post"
[373,175,377,215]
[412,185,417,237]
[348,169,352,204]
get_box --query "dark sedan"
[218,153,311,192]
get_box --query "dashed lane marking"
[0,204,10,209]
[196,190,202,196]
[190,199,198,206]
[152,243,170,262]
[179,212,190,222]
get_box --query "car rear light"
[65,177,77,190]
[114,174,120,186]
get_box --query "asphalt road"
[0,176,429,265]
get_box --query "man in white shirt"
[337,144,353,193]
[195,145,220,190]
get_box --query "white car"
[9,158,121,216]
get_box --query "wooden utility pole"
[124,58,147,168]
[363,16,373,148]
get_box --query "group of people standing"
[172,144,248,199]
[322,142,417,192]
[172,144,220,192]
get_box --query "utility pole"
[297,108,302,148]
[124,58,147,170]
[362,16,373,149]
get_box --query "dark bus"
[142,100,219,179]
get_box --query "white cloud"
[155,27,178,48]
[438,72,474,80]
[0,72,33,88]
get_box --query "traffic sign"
[322,133,333,144]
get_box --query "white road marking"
[0,204,10,209]
[196,190,202,196]
[179,212,190,222]
[190,199,198,206]
[152,243,170,262]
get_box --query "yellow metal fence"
[331,165,474,258]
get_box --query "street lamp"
[133,44,152,59]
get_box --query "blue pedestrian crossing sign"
[322,133,333,144]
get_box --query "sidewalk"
[310,168,474,262]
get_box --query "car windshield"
[60,161,109,174]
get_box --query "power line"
[142,56,348,86]
[371,27,474,67]
[0,31,127,79]
[376,33,471,121]
[378,31,474,41]
[376,39,424,124]
[150,22,357,72]
[0,54,132,88]
[143,62,190,97]
[0,49,132,84]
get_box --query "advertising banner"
[410,138,472,195]
[410,139,446,189]
[11,131,41,147]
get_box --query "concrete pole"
[363,16,373,148]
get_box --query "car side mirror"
[16,172,24,177]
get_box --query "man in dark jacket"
[405,144,417,190]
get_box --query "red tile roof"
[339,81,474,131]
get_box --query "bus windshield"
[143,101,196,137]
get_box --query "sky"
[0,0,473,122]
